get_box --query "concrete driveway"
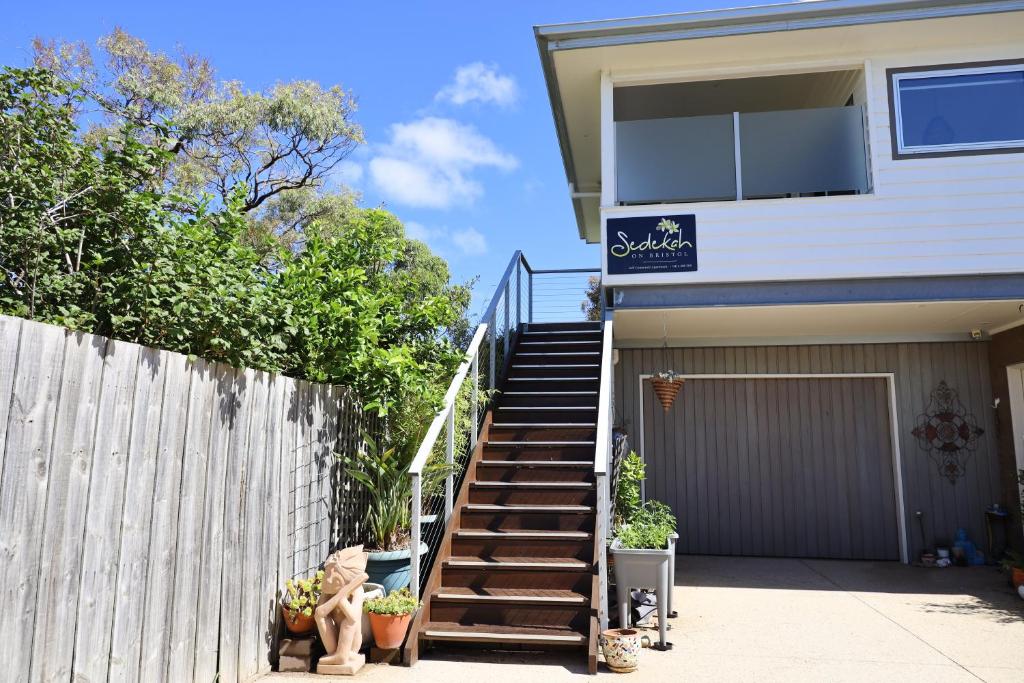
[267,556,1024,682]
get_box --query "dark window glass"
[896,69,1024,151]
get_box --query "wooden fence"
[0,315,376,682]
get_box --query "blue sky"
[0,0,738,314]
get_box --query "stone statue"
[315,545,369,675]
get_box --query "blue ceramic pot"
[365,543,428,595]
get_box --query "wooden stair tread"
[517,352,601,356]
[470,481,594,489]
[453,529,592,539]
[432,587,588,605]
[501,390,597,395]
[522,330,600,335]
[477,460,592,467]
[486,440,595,446]
[497,406,596,411]
[445,556,591,570]
[520,341,600,346]
[511,364,599,369]
[463,503,594,513]
[491,422,597,428]
[421,622,587,645]
[506,377,599,382]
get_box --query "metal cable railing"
[528,269,600,323]
[408,253,602,598]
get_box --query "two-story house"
[536,0,1024,563]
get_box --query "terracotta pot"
[368,612,412,650]
[281,604,315,635]
[650,377,684,413]
[1012,567,1024,589]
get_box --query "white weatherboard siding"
[601,42,1024,287]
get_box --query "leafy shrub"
[0,66,468,425]
[364,588,420,616]
[615,451,645,526]
[342,433,451,551]
[616,500,677,550]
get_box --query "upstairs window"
[890,61,1024,157]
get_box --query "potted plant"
[364,588,421,650]
[281,570,324,634]
[649,370,684,413]
[609,499,678,651]
[343,434,450,594]
[1001,550,1024,589]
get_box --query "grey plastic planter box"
[609,532,678,649]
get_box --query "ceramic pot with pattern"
[599,628,650,673]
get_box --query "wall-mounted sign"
[606,214,697,276]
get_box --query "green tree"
[33,28,363,232]
[581,275,602,321]
[2,64,472,458]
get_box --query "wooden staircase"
[409,321,603,673]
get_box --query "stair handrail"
[408,250,527,598]
[593,314,614,631]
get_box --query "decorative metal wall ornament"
[911,381,985,484]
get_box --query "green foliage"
[1001,549,1024,571]
[581,275,601,322]
[615,451,645,526]
[341,433,451,551]
[364,588,420,616]
[616,500,677,550]
[1,64,470,423]
[283,570,325,619]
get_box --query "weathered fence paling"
[0,315,375,682]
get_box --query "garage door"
[643,377,901,560]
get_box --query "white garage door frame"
[637,372,909,564]
[1007,364,1024,535]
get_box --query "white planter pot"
[609,533,678,650]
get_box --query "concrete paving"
[265,556,1024,682]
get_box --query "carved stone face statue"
[315,545,369,675]
[322,544,367,594]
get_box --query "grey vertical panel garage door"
[645,377,900,560]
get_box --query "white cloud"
[436,62,519,107]
[404,222,488,256]
[405,220,440,242]
[369,117,517,209]
[332,159,364,185]
[451,227,487,255]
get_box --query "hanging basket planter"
[649,372,684,413]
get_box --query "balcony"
[615,105,871,205]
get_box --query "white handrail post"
[411,472,421,599]
[489,311,497,392]
[597,473,609,632]
[515,260,522,330]
[470,353,479,449]
[594,316,614,633]
[445,406,455,520]
[503,279,510,358]
[528,271,534,324]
